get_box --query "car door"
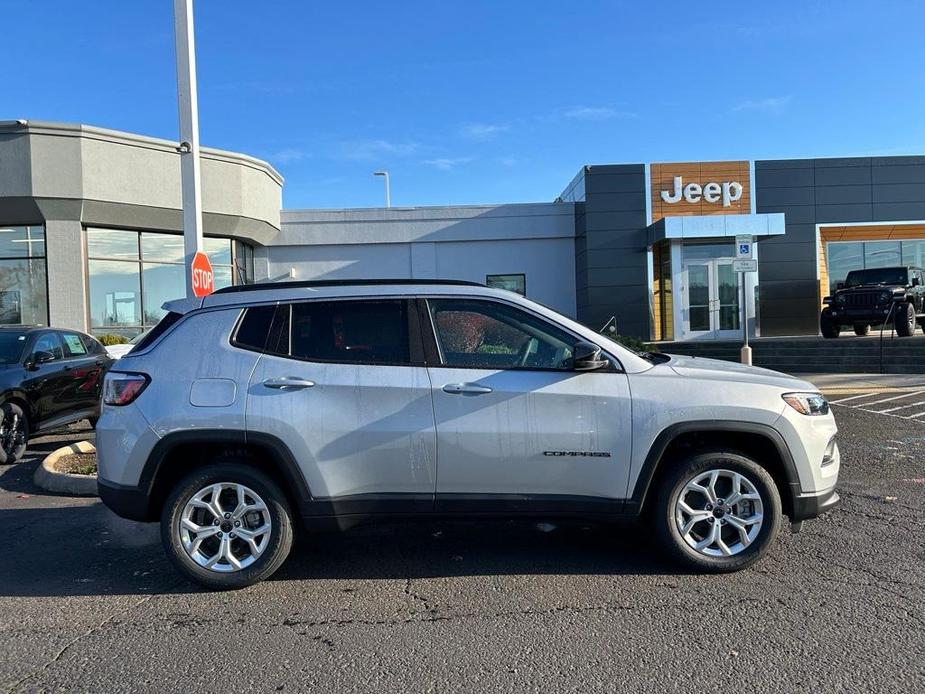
[245,298,437,513]
[21,331,72,425]
[59,331,109,415]
[421,296,633,513]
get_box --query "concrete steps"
[655,336,925,374]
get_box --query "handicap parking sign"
[735,235,753,259]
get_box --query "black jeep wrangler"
[821,266,925,338]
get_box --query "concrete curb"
[33,441,98,496]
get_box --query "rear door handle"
[263,377,315,390]
[442,383,493,395]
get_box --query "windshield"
[0,331,28,364]
[844,268,907,287]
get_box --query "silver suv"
[97,280,840,590]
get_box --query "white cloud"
[423,156,475,171]
[267,148,306,165]
[563,106,636,121]
[732,95,792,113]
[459,122,509,140]
[339,139,420,161]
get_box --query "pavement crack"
[5,581,183,693]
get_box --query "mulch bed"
[54,452,97,476]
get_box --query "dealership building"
[2,119,925,341]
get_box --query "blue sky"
[5,1,925,209]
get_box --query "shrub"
[96,333,129,346]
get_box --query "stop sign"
[191,251,214,297]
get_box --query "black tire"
[161,461,294,590]
[820,309,840,339]
[894,302,915,337]
[853,322,870,336]
[654,450,782,573]
[0,402,29,465]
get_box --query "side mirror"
[836,282,845,290]
[572,341,609,371]
[913,277,920,287]
[32,350,55,366]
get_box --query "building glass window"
[0,225,48,326]
[486,274,526,296]
[86,228,251,337]
[827,239,925,292]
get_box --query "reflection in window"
[827,239,925,292]
[486,274,526,296]
[0,226,48,325]
[86,228,250,336]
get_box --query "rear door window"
[286,300,411,365]
[62,332,89,357]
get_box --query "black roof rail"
[212,278,485,295]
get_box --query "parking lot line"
[857,391,925,407]
[829,392,882,404]
[876,400,925,413]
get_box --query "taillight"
[103,372,150,406]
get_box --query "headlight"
[880,291,891,303]
[782,392,830,416]
[836,295,846,304]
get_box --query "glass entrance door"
[683,260,741,339]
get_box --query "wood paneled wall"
[650,161,751,223]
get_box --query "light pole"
[173,0,204,298]
[374,170,391,208]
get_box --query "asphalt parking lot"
[1,408,923,693]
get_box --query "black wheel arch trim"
[112,429,314,522]
[626,421,801,515]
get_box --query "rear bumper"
[97,479,152,522]
[791,486,840,522]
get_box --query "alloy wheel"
[674,469,764,557]
[179,482,272,572]
[0,411,25,456]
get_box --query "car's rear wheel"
[894,302,915,337]
[0,402,29,465]
[654,450,781,572]
[820,309,839,339]
[853,322,870,336]
[161,461,294,590]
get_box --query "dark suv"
[0,326,113,464]
[821,266,925,338]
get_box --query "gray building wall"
[570,165,649,337]
[264,203,578,317]
[755,155,925,336]
[0,120,283,331]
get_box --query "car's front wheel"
[161,461,294,590]
[0,402,29,465]
[894,302,915,337]
[820,309,839,339]
[654,450,782,572]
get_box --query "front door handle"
[263,377,315,390]
[443,383,493,395]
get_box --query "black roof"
[213,278,484,295]
[0,325,44,332]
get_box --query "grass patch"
[54,452,97,476]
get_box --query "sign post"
[734,236,756,365]
[173,0,206,299]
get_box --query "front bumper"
[790,486,840,522]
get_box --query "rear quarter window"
[232,305,277,352]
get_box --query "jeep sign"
[661,176,743,207]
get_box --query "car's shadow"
[0,501,682,598]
